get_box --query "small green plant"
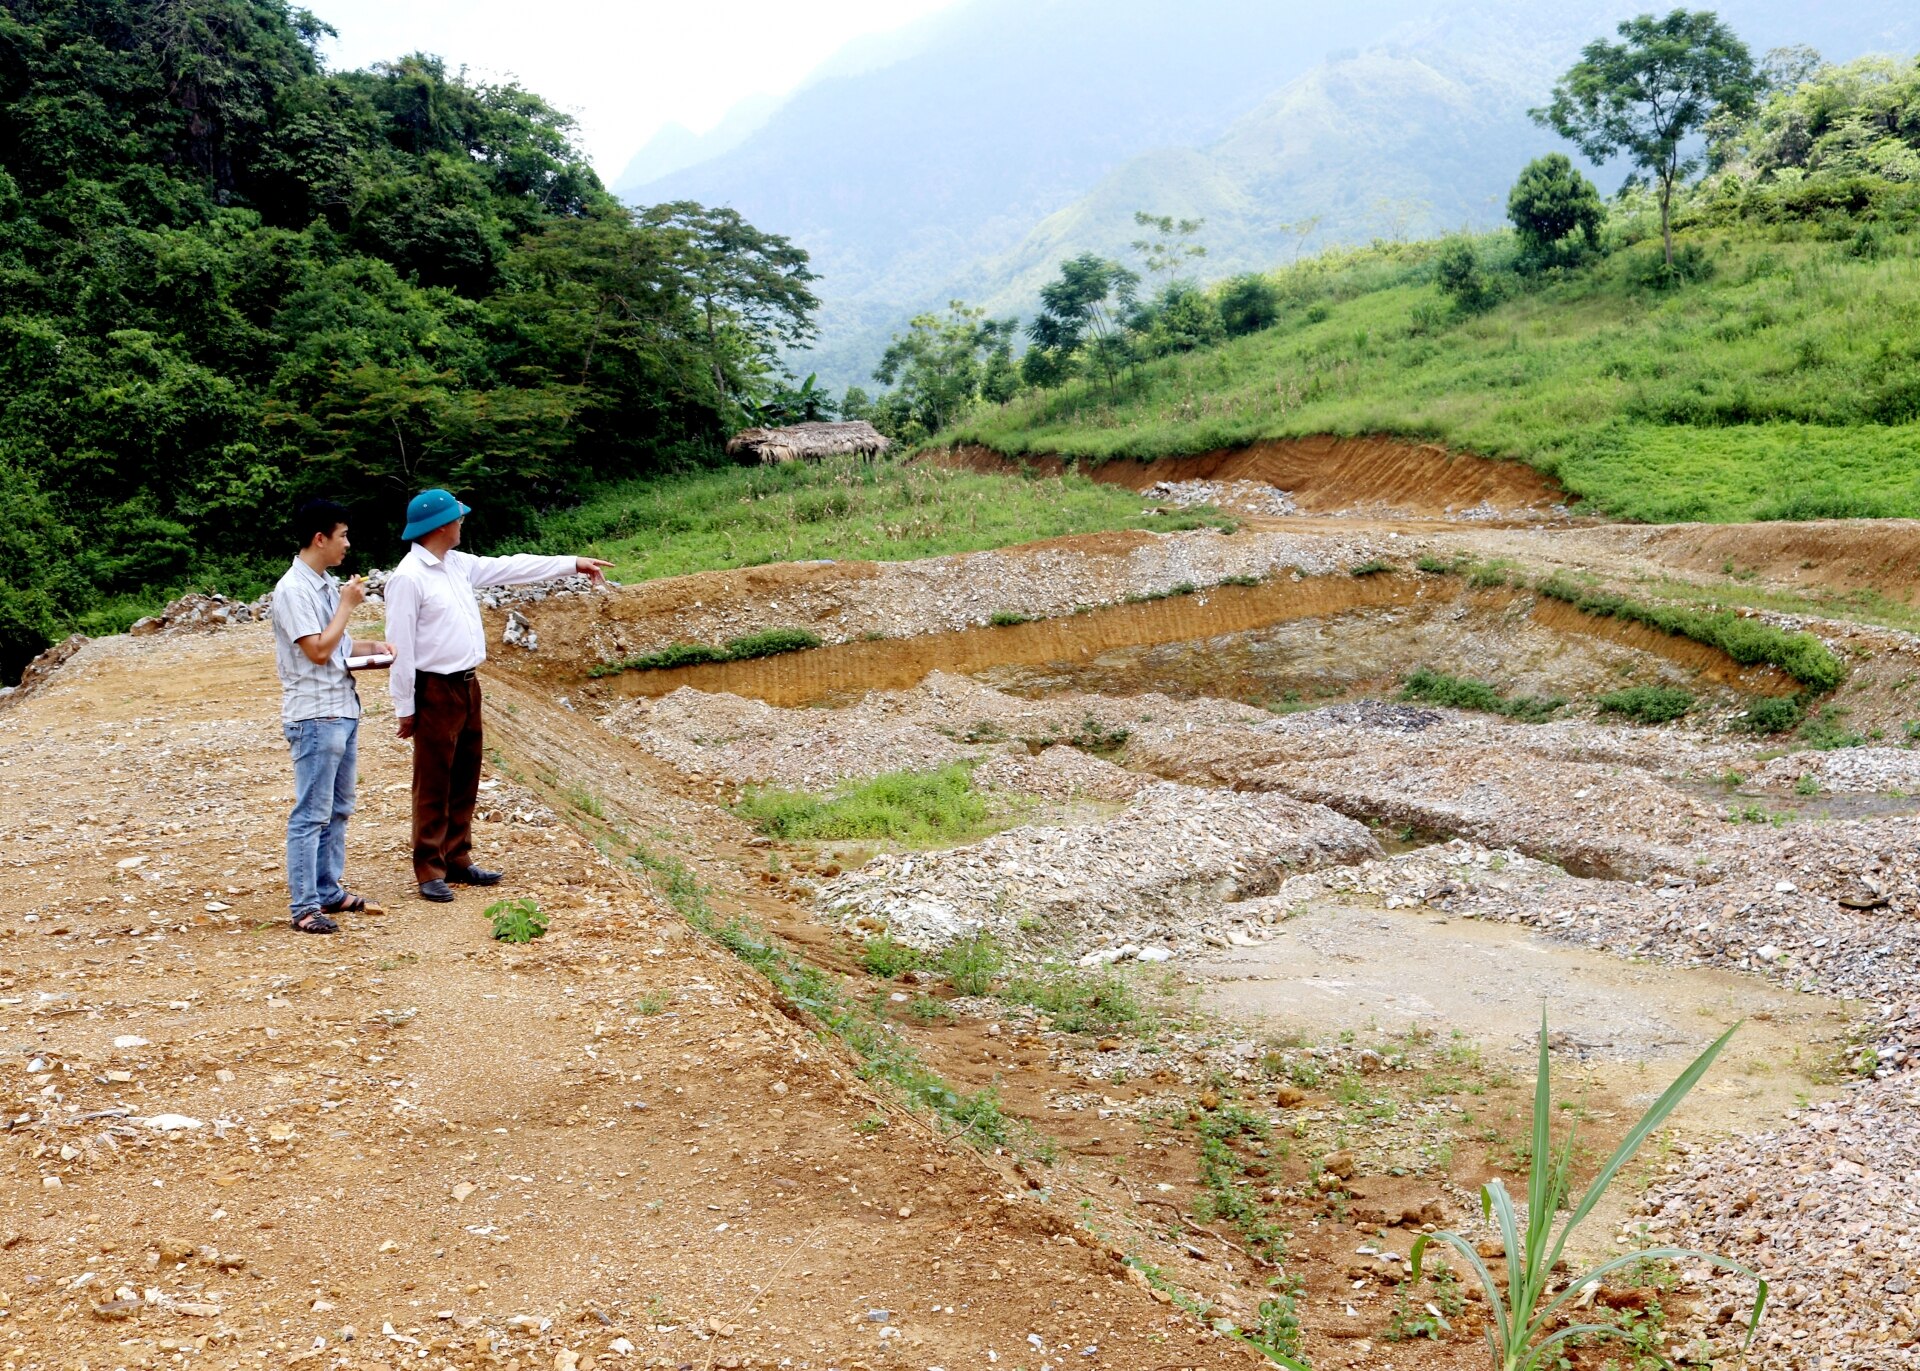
[565,786,607,819]
[1799,705,1865,751]
[632,991,671,1015]
[1903,720,1920,744]
[1793,774,1820,797]
[1216,572,1263,587]
[1740,696,1804,734]
[905,994,953,1023]
[988,609,1037,627]
[1349,558,1393,577]
[1065,715,1131,753]
[939,931,1006,996]
[1595,685,1694,725]
[723,627,823,660]
[860,934,927,979]
[487,898,550,944]
[1410,1013,1766,1371]
[1001,968,1144,1034]
[1400,667,1565,722]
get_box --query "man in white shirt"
[385,489,612,903]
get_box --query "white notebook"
[346,653,394,671]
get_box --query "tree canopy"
[0,0,817,678]
[1534,9,1757,266]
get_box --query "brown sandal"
[323,892,384,916]
[291,910,339,935]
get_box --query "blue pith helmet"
[401,488,471,542]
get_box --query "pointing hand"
[574,557,614,585]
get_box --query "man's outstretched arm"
[460,550,613,589]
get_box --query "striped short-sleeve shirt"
[271,560,361,725]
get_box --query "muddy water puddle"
[1677,779,1920,823]
[1192,900,1859,1134]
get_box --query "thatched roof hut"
[726,421,891,465]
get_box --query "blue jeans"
[284,716,358,918]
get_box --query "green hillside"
[950,225,1920,522]
[938,51,1920,523]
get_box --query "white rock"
[137,1114,203,1131]
[113,1035,149,1049]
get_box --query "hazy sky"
[303,0,963,179]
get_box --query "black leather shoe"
[445,866,502,886]
[418,879,456,902]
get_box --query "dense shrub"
[1538,576,1844,691]
[1596,685,1695,724]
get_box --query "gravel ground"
[597,673,1268,793]
[973,745,1146,801]
[1642,1071,1920,1368]
[818,782,1380,951]
[1145,478,1300,517]
[1754,746,1920,793]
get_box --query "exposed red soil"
[931,437,1573,518]
[1617,521,1920,600]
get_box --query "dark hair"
[294,498,350,552]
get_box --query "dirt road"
[0,628,1244,1371]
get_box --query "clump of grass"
[1400,668,1565,722]
[938,931,1005,996]
[1349,558,1393,577]
[734,763,991,845]
[1740,696,1805,734]
[590,626,823,676]
[1410,1013,1766,1371]
[1595,685,1694,725]
[1125,580,1198,604]
[988,609,1037,627]
[860,934,927,979]
[722,627,822,659]
[486,897,549,944]
[1799,705,1865,751]
[1216,572,1264,587]
[999,968,1144,1034]
[1539,575,1844,692]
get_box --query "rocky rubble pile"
[819,781,1379,950]
[128,591,269,635]
[1145,478,1299,517]
[597,673,1265,793]
[973,745,1145,802]
[599,687,975,791]
[1275,822,1920,1011]
[1755,746,1920,793]
[1641,1075,1920,1365]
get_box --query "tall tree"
[1028,254,1139,399]
[1534,9,1757,269]
[1129,211,1206,287]
[636,201,819,415]
[872,302,1017,437]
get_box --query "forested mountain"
[627,0,1920,387]
[0,0,817,677]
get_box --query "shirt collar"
[408,543,443,568]
[292,558,334,588]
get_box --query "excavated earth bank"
[929,438,1575,520]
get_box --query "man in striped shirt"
[271,499,392,935]
[385,489,612,903]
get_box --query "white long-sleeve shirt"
[385,544,577,718]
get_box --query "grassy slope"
[948,228,1920,522]
[506,454,1227,583]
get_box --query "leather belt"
[417,668,477,682]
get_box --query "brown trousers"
[410,672,485,884]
